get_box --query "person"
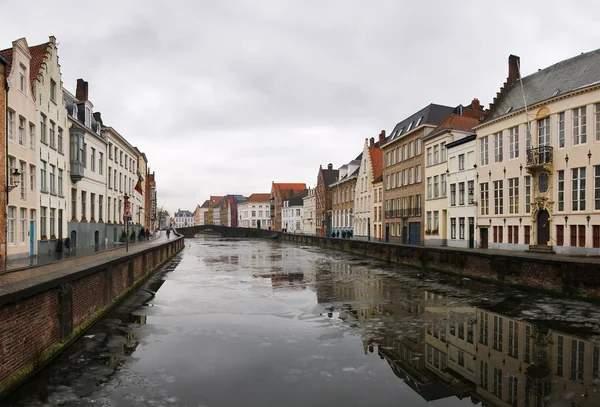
[146,228,150,240]
[166,229,171,239]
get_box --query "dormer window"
[407,122,413,132]
[72,103,78,118]
[416,116,423,127]
[85,107,91,127]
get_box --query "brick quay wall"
[182,225,600,299]
[0,237,185,399]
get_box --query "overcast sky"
[2,0,599,214]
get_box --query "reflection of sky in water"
[5,235,600,407]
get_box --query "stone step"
[528,245,554,254]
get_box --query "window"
[458,350,465,367]
[508,321,518,358]
[494,181,504,214]
[458,154,465,170]
[40,161,47,192]
[570,339,585,381]
[572,167,586,211]
[119,173,122,192]
[493,315,503,351]
[18,117,25,145]
[58,169,63,196]
[49,165,55,194]
[557,335,564,376]
[50,208,55,237]
[410,167,415,184]
[108,168,112,189]
[434,211,439,233]
[19,162,26,200]
[29,164,35,191]
[450,184,456,206]
[459,182,465,205]
[20,208,26,244]
[441,142,446,162]
[468,181,475,204]
[480,136,489,166]
[91,148,96,172]
[555,170,565,211]
[558,112,565,148]
[49,121,55,148]
[524,225,531,245]
[125,154,128,169]
[71,188,77,219]
[7,207,15,244]
[40,113,47,143]
[403,145,408,160]
[434,176,439,198]
[595,165,600,210]
[480,183,489,215]
[99,152,104,175]
[508,178,519,214]
[433,145,439,164]
[459,218,465,239]
[40,207,47,237]
[538,117,550,146]
[107,198,111,222]
[416,165,422,183]
[50,79,57,102]
[525,176,531,213]
[416,139,422,155]
[596,104,600,141]
[409,141,415,157]
[427,177,432,199]
[451,218,456,239]
[426,211,431,231]
[480,361,488,390]
[441,173,446,196]
[508,126,519,159]
[120,151,123,166]
[81,191,87,219]
[525,122,532,150]
[19,64,26,92]
[57,127,63,153]
[524,326,531,363]
[109,143,113,159]
[494,132,503,162]
[427,148,432,166]
[458,322,465,339]
[508,376,518,406]
[91,193,96,220]
[573,106,587,145]
[29,123,35,150]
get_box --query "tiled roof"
[273,183,306,191]
[372,175,383,184]
[210,196,223,206]
[0,49,12,74]
[247,193,271,203]
[0,40,51,91]
[428,114,479,138]
[369,147,383,181]
[485,48,600,122]
[200,200,210,208]
[321,168,339,187]
[387,104,455,144]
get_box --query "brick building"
[270,183,306,231]
[330,161,359,237]
[315,164,338,236]
[382,104,454,244]
[205,195,223,225]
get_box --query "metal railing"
[526,146,553,166]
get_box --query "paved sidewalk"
[0,231,173,288]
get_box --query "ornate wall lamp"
[6,168,21,192]
[588,150,592,164]
[587,215,591,227]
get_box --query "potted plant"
[50,234,57,240]
[64,237,70,249]
[55,238,63,253]
[120,230,127,242]
[41,235,48,240]
[130,229,136,242]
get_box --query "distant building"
[315,164,338,236]
[195,200,209,226]
[238,193,270,229]
[301,187,316,235]
[330,161,359,237]
[174,209,194,228]
[146,170,157,231]
[270,183,306,231]
[282,190,308,233]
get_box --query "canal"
[4,236,600,406]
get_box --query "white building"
[446,134,478,248]
[174,209,194,228]
[282,190,307,233]
[64,80,108,249]
[354,133,385,240]
[301,188,316,235]
[2,38,42,259]
[238,193,270,229]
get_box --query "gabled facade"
[282,189,307,233]
[270,182,306,231]
[372,176,383,241]
[301,187,316,235]
[354,131,386,240]
[174,209,194,228]
[64,80,108,249]
[1,38,43,258]
[330,161,359,237]
[423,101,483,246]
[196,200,209,226]
[382,104,454,245]
[205,195,223,225]
[475,52,600,254]
[314,165,338,236]
[238,193,270,229]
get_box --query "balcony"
[526,146,553,170]
[70,161,84,182]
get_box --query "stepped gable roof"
[387,104,455,144]
[429,114,479,138]
[0,40,51,90]
[485,48,600,123]
[247,193,271,203]
[200,200,210,209]
[369,147,383,181]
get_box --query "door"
[29,220,35,255]
[537,210,550,245]
[94,230,99,248]
[480,227,489,249]
[402,220,408,244]
[257,220,261,229]
[113,227,118,243]
[408,222,421,245]
[58,209,63,239]
[468,217,475,248]
[70,230,77,248]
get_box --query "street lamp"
[6,168,21,192]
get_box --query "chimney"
[378,130,386,147]
[471,98,481,112]
[76,78,89,101]
[93,112,102,126]
[327,163,333,170]
[369,137,375,148]
[508,54,520,85]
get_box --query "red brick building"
[270,182,306,231]
[315,164,339,236]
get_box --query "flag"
[135,176,143,194]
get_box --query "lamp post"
[124,193,130,252]
[5,168,21,263]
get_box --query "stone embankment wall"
[184,226,600,298]
[0,237,185,398]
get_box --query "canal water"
[5,236,600,406]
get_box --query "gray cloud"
[2,0,599,213]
